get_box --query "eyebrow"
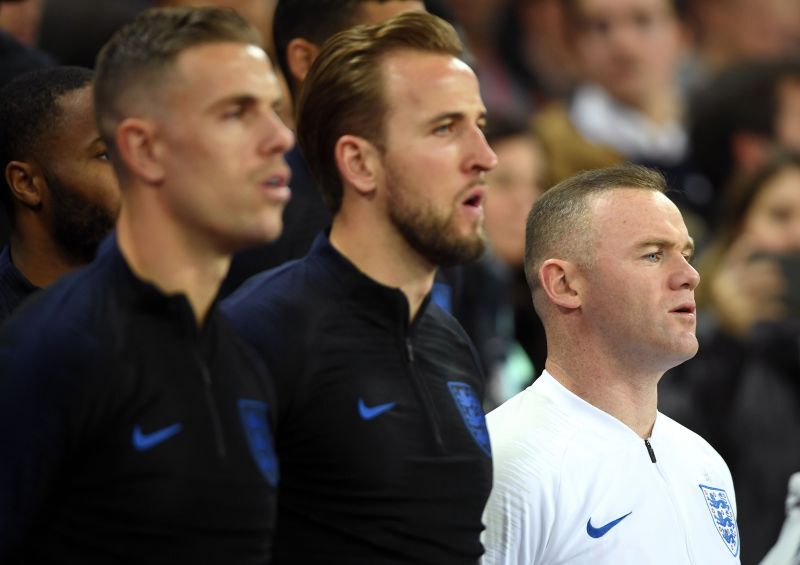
[208,94,258,112]
[425,110,488,126]
[636,237,695,255]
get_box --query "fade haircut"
[524,164,667,292]
[296,11,462,215]
[273,0,416,95]
[94,7,261,164]
[0,66,94,221]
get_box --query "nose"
[259,110,295,156]
[669,255,700,292]
[465,126,498,175]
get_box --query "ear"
[286,38,320,85]
[539,258,582,310]
[334,134,380,197]
[5,160,44,208]
[115,118,165,184]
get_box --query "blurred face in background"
[0,0,45,45]
[571,0,683,108]
[742,165,800,253]
[484,134,546,267]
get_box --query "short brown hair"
[524,164,667,291]
[94,7,261,157]
[295,11,462,214]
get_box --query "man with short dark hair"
[221,0,424,294]
[224,11,495,563]
[0,7,293,563]
[0,66,119,323]
[483,164,739,564]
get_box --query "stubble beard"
[45,171,117,264]
[385,163,486,267]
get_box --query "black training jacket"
[223,232,493,565]
[0,235,279,564]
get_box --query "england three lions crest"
[447,381,491,458]
[699,484,739,557]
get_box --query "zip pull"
[644,438,657,463]
[406,338,415,362]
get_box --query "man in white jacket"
[483,164,740,564]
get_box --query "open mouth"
[462,188,485,208]
[670,303,696,315]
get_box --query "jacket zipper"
[644,438,657,463]
[405,338,444,452]
[195,350,227,459]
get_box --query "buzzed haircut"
[524,164,667,291]
[94,6,261,161]
[273,0,411,94]
[0,66,94,221]
[296,11,462,215]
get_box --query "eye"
[644,251,662,263]
[433,122,454,136]
[223,105,245,120]
[96,151,110,161]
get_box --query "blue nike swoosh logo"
[358,398,396,420]
[586,512,632,538]
[132,422,183,451]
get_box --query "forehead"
[750,167,800,209]
[170,41,278,106]
[44,85,97,154]
[590,188,687,245]
[381,50,483,120]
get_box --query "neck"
[8,223,85,288]
[544,345,661,439]
[329,213,436,321]
[116,192,229,326]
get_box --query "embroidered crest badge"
[238,399,279,487]
[447,381,491,457]
[699,483,739,557]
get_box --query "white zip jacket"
[483,370,740,564]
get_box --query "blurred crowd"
[3,0,800,563]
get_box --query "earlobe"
[286,38,320,85]
[5,161,43,208]
[116,118,165,184]
[334,135,379,196]
[540,259,582,310]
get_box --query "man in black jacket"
[224,12,496,564]
[0,7,293,563]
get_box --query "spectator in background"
[0,67,119,323]
[682,0,800,93]
[0,7,293,562]
[220,0,424,296]
[535,0,688,184]
[661,151,800,565]
[223,12,495,562]
[689,59,800,230]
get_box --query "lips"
[461,186,486,208]
[670,302,696,315]
[258,167,292,203]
